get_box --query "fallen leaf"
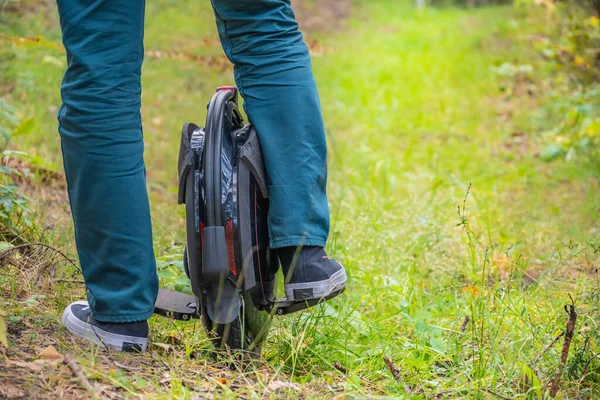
[5,359,44,371]
[0,382,25,399]
[267,381,300,392]
[152,342,171,353]
[38,345,63,360]
[216,377,228,385]
[462,285,480,298]
[19,294,47,307]
[114,361,141,371]
[492,254,512,280]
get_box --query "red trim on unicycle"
[216,86,238,104]
[216,86,236,93]
[225,220,236,275]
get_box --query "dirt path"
[294,0,353,33]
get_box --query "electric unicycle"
[154,87,345,354]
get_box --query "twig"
[52,278,85,284]
[581,351,600,376]
[383,355,412,394]
[333,361,347,374]
[479,388,512,400]
[549,295,577,398]
[0,242,79,270]
[63,353,95,394]
[383,354,401,381]
[435,388,511,399]
[114,361,141,371]
[460,316,471,333]
[534,332,565,364]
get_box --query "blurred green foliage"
[0,99,34,242]
[536,5,600,164]
[0,99,35,352]
[1,0,600,397]
[428,0,600,14]
[427,0,512,6]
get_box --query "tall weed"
[0,98,35,242]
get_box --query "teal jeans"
[56,0,330,322]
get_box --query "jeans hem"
[270,237,327,249]
[88,291,155,322]
[91,309,155,323]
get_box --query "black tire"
[183,247,190,279]
[187,88,275,355]
[202,289,274,355]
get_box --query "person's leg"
[210,0,346,300]
[57,0,157,351]
[210,0,329,249]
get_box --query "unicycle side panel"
[198,88,275,352]
[155,87,294,355]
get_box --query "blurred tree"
[425,0,512,7]
[420,0,597,10]
[590,0,600,15]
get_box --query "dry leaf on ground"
[38,345,63,360]
[267,381,300,392]
[6,359,44,371]
[216,377,228,385]
[0,381,26,399]
[152,342,172,353]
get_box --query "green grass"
[1,0,600,398]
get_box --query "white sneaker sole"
[62,301,148,352]
[284,266,347,301]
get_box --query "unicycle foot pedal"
[154,288,199,321]
[273,286,346,315]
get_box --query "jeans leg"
[56,0,158,322]
[210,0,330,249]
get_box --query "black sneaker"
[62,301,148,352]
[277,246,347,301]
